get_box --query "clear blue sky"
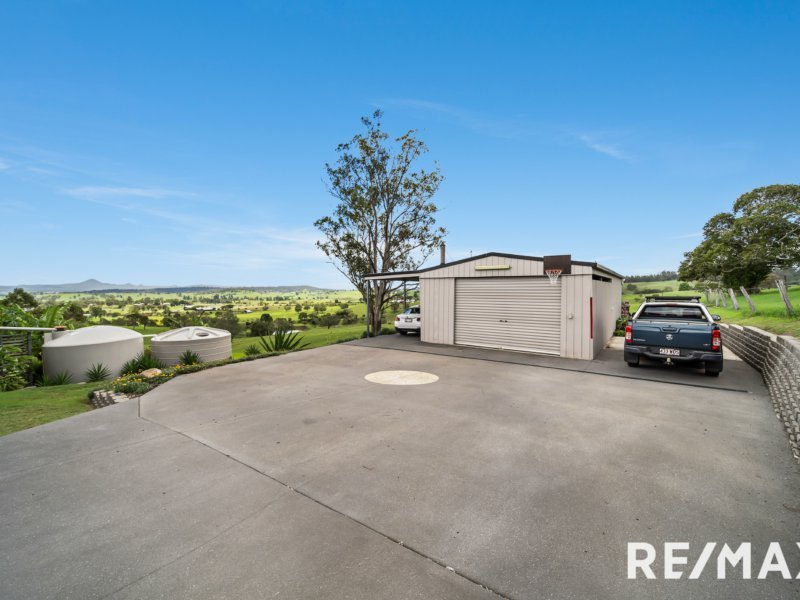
[1,1,798,288]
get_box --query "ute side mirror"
[711,314,721,322]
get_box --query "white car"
[394,306,421,335]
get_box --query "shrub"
[258,330,308,353]
[0,346,32,391]
[113,380,152,395]
[122,350,166,374]
[614,315,629,336]
[85,363,111,382]
[137,350,165,370]
[121,357,141,375]
[244,344,262,357]
[179,349,200,366]
[40,371,73,386]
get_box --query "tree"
[315,110,445,334]
[125,311,150,329]
[64,301,87,323]
[272,318,294,332]
[733,184,800,267]
[1,288,37,309]
[207,310,242,337]
[679,184,800,288]
[249,319,273,337]
[319,314,340,329]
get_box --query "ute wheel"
[705,369,720,377]
[626,359,639,368]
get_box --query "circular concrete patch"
[364,370,439,385]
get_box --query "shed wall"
[560,274,593,360]
[420,278,454,345]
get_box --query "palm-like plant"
[179,349,200,365]
[258,330,308,353]
[243,344,262,357]
[40,371,73,386]
[121,351,165,375]
[85,363,111,382]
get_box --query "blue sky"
[1,1,798,288]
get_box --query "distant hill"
[0,280,331,294]
[0,279,152,293]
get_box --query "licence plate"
[405,318,412,323]
[659,348,681,356]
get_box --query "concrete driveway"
[1,342,798,599]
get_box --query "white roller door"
[454,277,562,354]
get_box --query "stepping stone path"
[90,390,132,409]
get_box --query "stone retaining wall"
[721,323,800,462]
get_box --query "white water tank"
[42,326,144,383]
[150,326,232,366]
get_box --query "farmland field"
[22,287,420,358]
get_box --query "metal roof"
[365,252,623,281]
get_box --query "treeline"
[624,271,678,283]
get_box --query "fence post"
[740,286,756,312]
[705,288,711,304]
[776,279,795,316]
[727,288,740,310]
[719,288,728,308]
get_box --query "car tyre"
[626,360,639,368]
[704,367,720,377]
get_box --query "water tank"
[42,326,144,383]
[150,326,232,366]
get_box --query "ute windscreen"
[639,305,706,320]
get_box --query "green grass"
[623,284,800,337]
[0,382,106,437]
[230,323,366,357]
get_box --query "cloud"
[0,158,10,170]
[163,229,326,271]
[675,232,703,239]
[66,186,193,200]
[576,134,631,160]
[384,99,638,161]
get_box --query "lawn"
[230,323,367,357]
[623,284,800,337]
[0,382,105,437]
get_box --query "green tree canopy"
[315,111,445,334]
[1,288,38,309]
[679,184,800,288]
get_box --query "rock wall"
[721,324,800,462]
